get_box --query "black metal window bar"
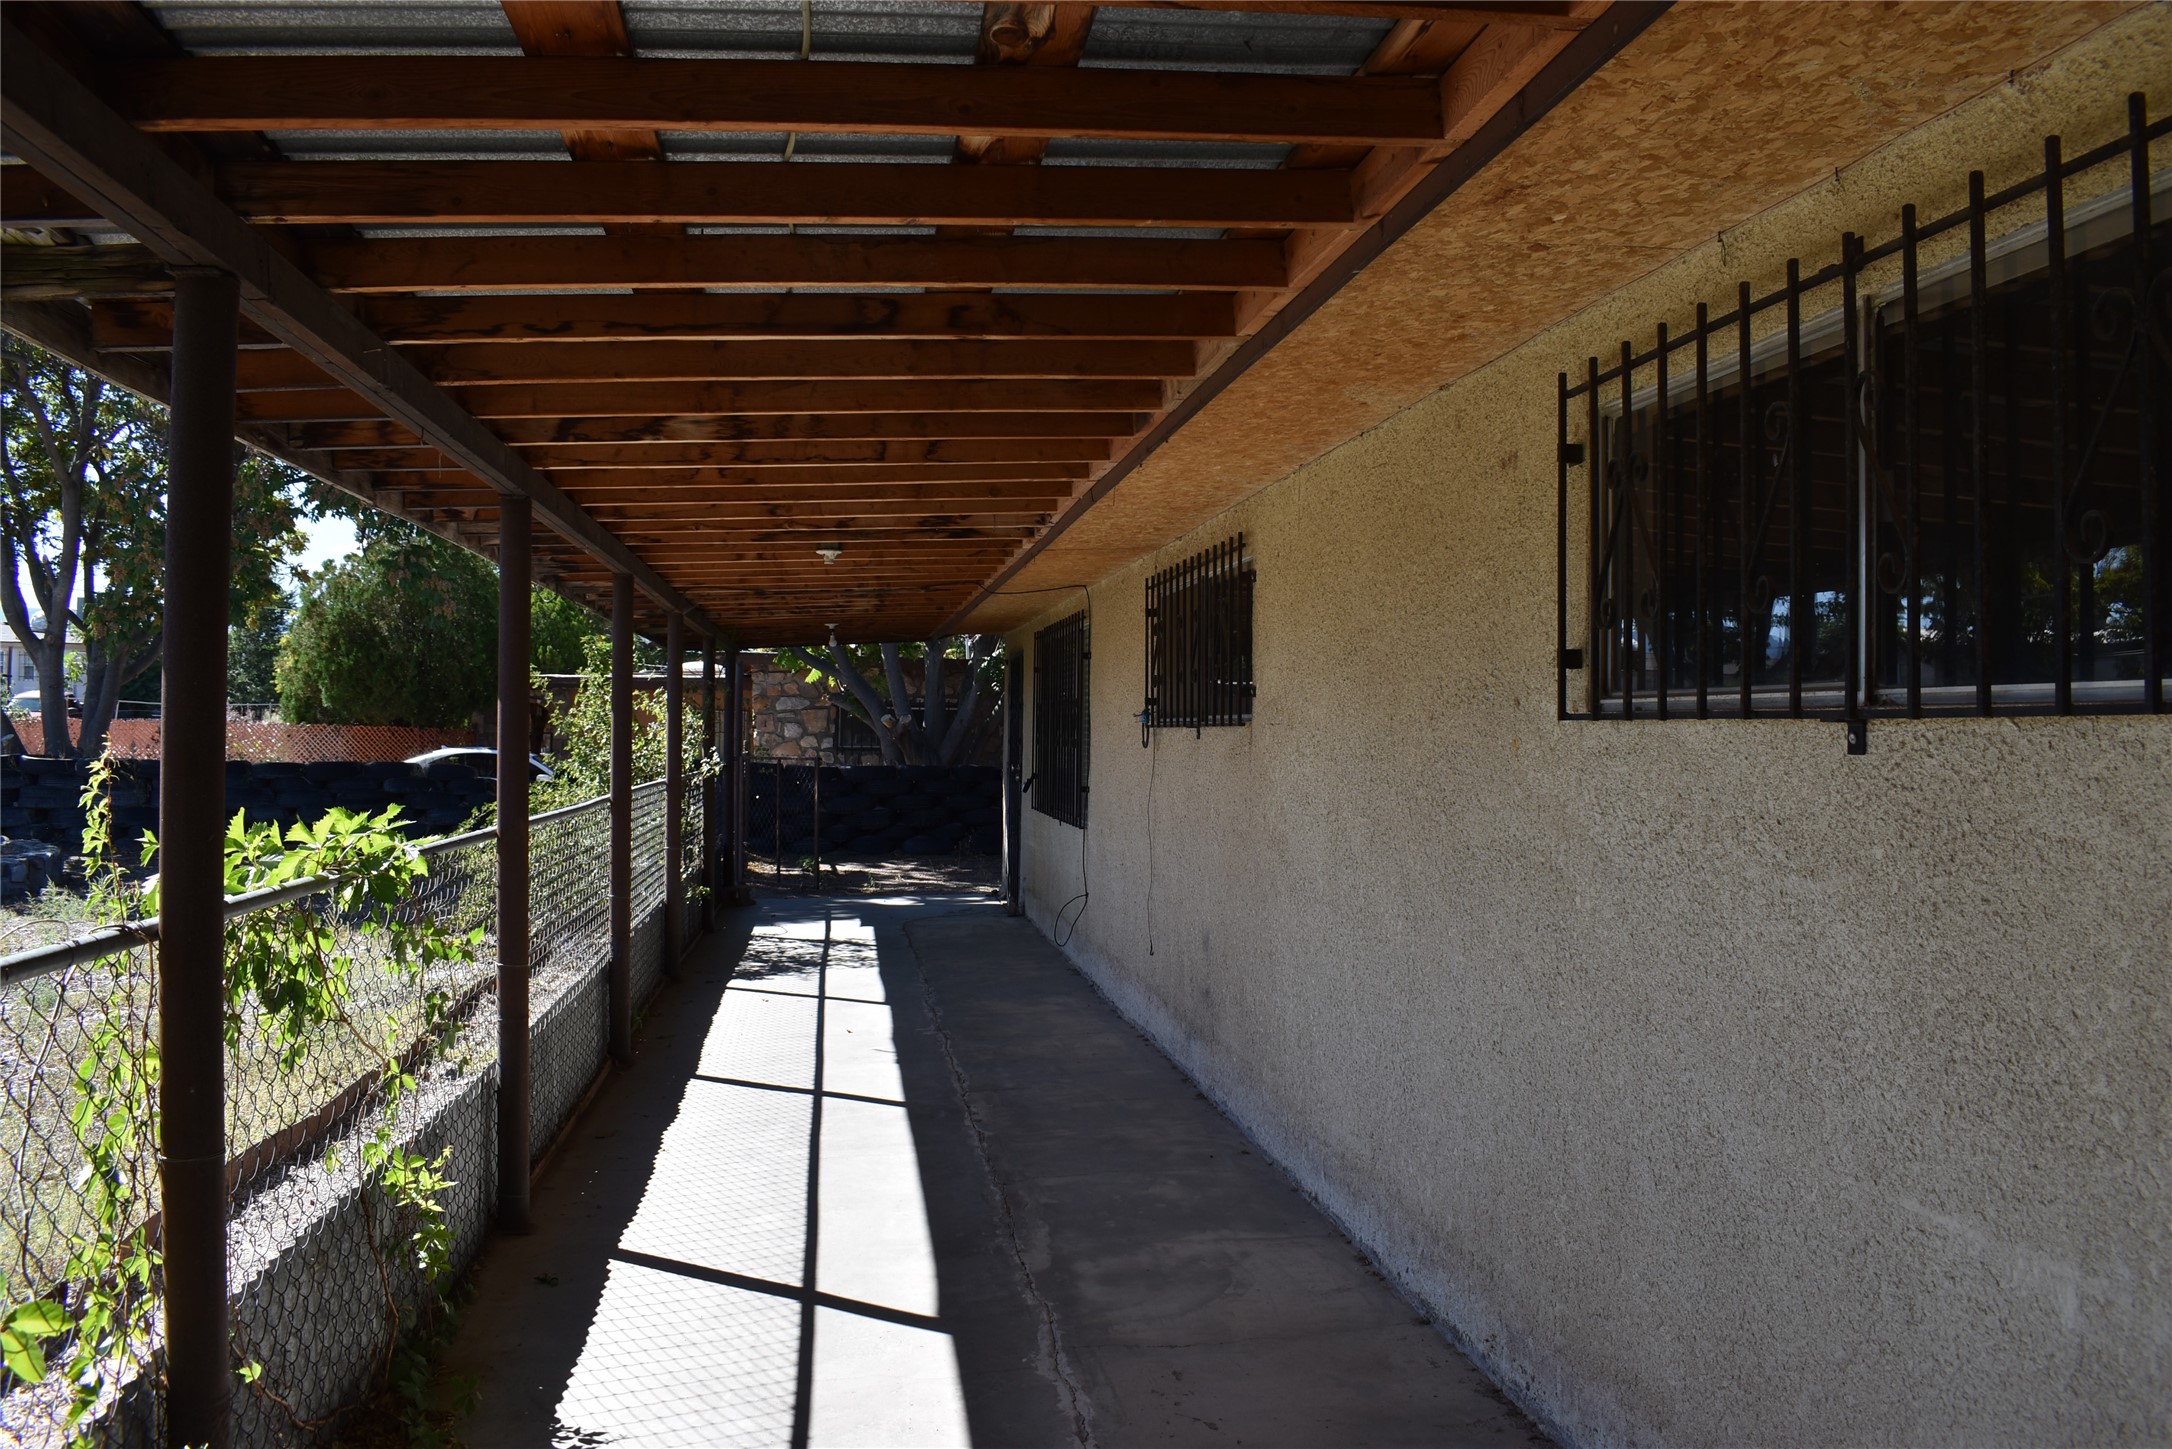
[1146,533,1255,734]
[1558,93,2169,721]
[1033,609,1090,827]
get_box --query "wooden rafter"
[0,0,1658,646]
[113,56,1448,145]
[299,233,1287,293]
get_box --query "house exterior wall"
[1012,21,2171,1449]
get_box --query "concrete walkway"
[445,894,1544,1448]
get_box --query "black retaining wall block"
[0,755,495,865]
[742,763,999,859]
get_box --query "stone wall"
[745,657,856,762]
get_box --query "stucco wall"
[1013,19,2172,1449]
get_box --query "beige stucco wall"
[1012,16,2172,1448]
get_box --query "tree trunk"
[880,644,920,763]
[922,638,949,759]
[824,641,902,765]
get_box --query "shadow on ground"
[442,890,1544,1448]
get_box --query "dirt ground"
[745,854,1001,897]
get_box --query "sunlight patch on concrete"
[547,906,969,1448]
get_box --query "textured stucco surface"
[1012,15,2172,1447]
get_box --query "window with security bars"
[1146,534,1254,732]
[1558,92,2168,721]
[1032,611,1089,827]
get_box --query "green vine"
[2,756,484,1445]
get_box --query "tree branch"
[938,636,986,764]
[880,643,919,763]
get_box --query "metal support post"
[608,574,634,1066]
[1003,650,1024,914]
[494,496,532,1232]
[701,638,717,932]
[663,609,685,975]
[728,648,749,901]
[160,267,238,1449]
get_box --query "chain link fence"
[0,778,680,1446]
[7,718,475,764]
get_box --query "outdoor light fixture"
[816,545,843,564]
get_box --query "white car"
[403,746,555,781]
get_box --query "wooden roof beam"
[102,292,1240,346]
[550,463,1089,490]
[114,55,1446,145]
[206,158,1356,230]
[343,439,1114,469]
[407,339,1199,385]
[444,378,1164,417]
[0,16,711,629]
[387,478,1079,505]
[302,233,1285,293]
[300,411,1143,447]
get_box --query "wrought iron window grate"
[1033,609,1089,827]
[1147,533,1255,733]
[1557,91,2169,721]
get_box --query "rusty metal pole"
[160,267,238,1449]
[728,648,747,900]
[701,638,717,932]
[495,496,532,1232]
[608,574,634,1066]
[663,609,685,976]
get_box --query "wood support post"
[701,637,717,932]
[663,608,684,975]
[159,267,237,1449]
[608,573,634,1066]
[1003,648,1024,916]
[495,495,532,1231]
[727,647,748,904]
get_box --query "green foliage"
[0,338,306,753]
[228,592,289,706]
[532,636,715,813]
[531,587,606,675]
[2,753,480,1439]
[276,526,496,727]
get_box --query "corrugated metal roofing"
[1079,8,1389,74]
[623,0,984,64]
[144,1,523,55]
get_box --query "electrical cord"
[1052,820,1088,947]
[1144,721,1157,957]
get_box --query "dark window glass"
[1032,612,1089,828]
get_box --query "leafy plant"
[0,754,482,1444]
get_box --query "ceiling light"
[816,545,842,564]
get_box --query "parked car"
[403,746,555,781]
[8,690,78,716]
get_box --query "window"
[1032,611,1089,827]
[1146,534,1255,733]
[1561,95,2169,720]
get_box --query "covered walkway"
[444,893,1540,1447]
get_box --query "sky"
[10,511,359,629]
[292,512,359,578]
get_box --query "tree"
[228,593,290,706]
[0,337,304,757]
[273,508,613,726]
[772,635,1001,765]
[531,587,607,675]
[276,526,497,727]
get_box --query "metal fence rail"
[0,782,674,1445]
